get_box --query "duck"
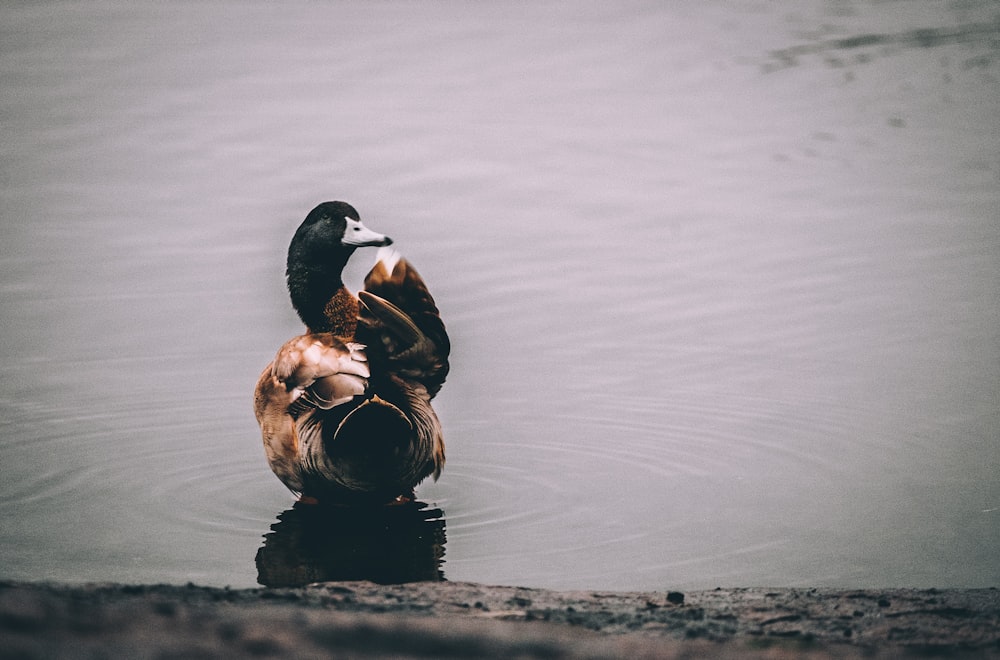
[253,201,450,505]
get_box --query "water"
[1,1,998,591]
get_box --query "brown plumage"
[253,201,449,504]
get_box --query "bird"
[253,201,449,505]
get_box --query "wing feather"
[359,249,450,397]
[253,333,371,495]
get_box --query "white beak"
[341,217,393,247]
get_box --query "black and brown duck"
[254,201,449,505]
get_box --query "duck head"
[286,201,393,333]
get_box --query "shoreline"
[2,580,998,658]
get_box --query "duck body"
[254,201,449,505]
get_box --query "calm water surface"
[1,1,998,590]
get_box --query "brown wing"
[253,333,370,493]
[357,248,449,398]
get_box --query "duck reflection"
[255,501,446,587]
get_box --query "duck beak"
[342,217,394,248]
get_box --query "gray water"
[1,1,998,591]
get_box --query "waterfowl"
[254,201,449,505]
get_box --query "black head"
[291,202,393,257]
[286,201,393,330]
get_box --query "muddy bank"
[1,581,998,658]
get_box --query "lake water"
[1,1,998,591]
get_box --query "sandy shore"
[1,580,998,658]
